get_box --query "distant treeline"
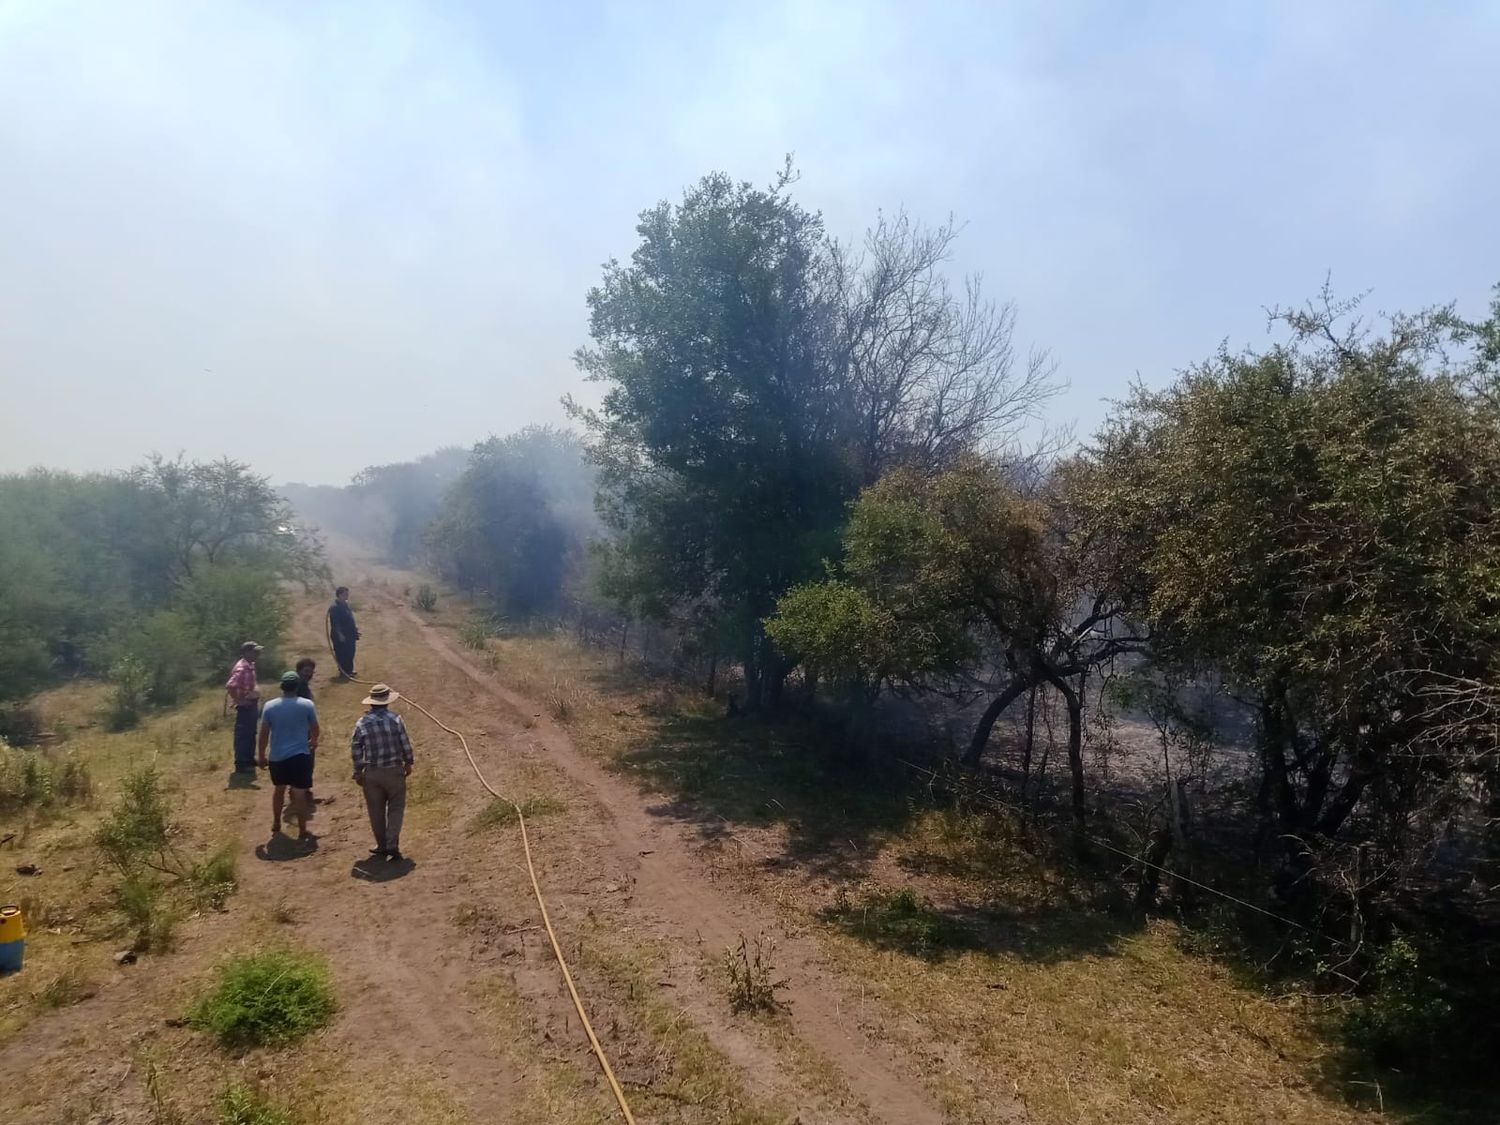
[282,427,597,619]
[0,456,327,734]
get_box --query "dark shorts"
[268,754,313,789]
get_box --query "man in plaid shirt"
[351,683,416,861]
[225,641,263,774]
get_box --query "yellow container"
[0,904,24,974]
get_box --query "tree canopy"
[572,168,1051,706]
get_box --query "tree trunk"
[1020,685,1037,800]
[618,620,629,668]
[963,675,1032,765]
[1135,825,1174,909]
[704,652,717,698]
[743,633,764,711]
[1041,667,1086,828]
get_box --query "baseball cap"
[280,671,301,688]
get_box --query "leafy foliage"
[189,950,335,1050]
[573,168,1049,707]
[0,456,322,705]
[0,741,92,811]
[1071,294,1500,877]
[770,458,1050,703]
[218,1083,295,1125]
[825,885,977,960]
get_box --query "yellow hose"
[333,618,639,1124]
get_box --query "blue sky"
[2,0,1496,483]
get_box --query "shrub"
[720,934,786,1014]
[96,766,174,872]
[188,843,239,911]
[1346,933,1455,1071]
[53,753,93,802]
[219,1082,294,1125]
[0,743,93,812]
[106,656,152,730]
[179,564,289,673]
[545,677,580,721]
[0,703,43,745]
[189,950,335,1050]
[414,584,438,612]
[124,611,202,704]
[114,872,180,952]
[458,616,490,650]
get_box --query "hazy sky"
[2,1,1497,485]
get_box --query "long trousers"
[361,766,407,851]
[333,638,357,677]
[233,704,259,771]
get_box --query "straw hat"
[361,683,400,706]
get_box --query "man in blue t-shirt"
[257,671,321,840]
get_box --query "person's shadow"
[227,771,261,791]
[351,855,416,882]
[255,834,320,861]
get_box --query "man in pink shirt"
[225,641,262,774]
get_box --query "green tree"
[574,168,1050,707]
[1072,291,1500,884]
[0,457,325,707]
[769,456,1138,820]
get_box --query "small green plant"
[188,843,239,911]
[270,897,300,925]
[106,656,153,730]
[96,765,174,871]
[720,934,787,1014]
[1,744,93,812]
[1346,933,1454,1069]
[468,794,566,832]
[219,1082,294,1125]
[458,617,491,650]
[414,584,439,612]
[544,677,580,721]
[189,950,335,1050]
[114,872,181,952]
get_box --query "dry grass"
[474,628,1394,1125]
[468,793,567,832]
[571,927,792,1124]
[0,691,248,1043]
[472,975,617,1125]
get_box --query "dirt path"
[389,596,959,1125]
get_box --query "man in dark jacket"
[328,587,360,679]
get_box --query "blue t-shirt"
[261,696,317,761]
